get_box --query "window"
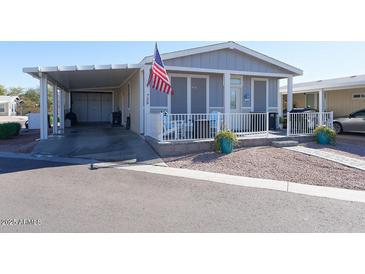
[352,93,365,100]
[0,103,5,113]
[353,111,365,118]
[127,83,131,109]
[230,88,237,109]
[230,77,241,86]
[306,93,315,108]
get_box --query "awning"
[23,64,141,91]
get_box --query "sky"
[1,41,365,89]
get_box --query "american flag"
[147,44,174,95]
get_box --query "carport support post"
[39,73,48,140]
[319,88,324,125]
[52,84,58,135]
[286,76,293,136]
[223,72,231,130]
[59,89,65,133]
[144,66,151,136]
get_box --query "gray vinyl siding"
[150,87,168,107]
[268,79,278,108]
[209,75,224,108]
[164,49,292,75]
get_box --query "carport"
[23,64,141,140]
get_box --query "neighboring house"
[280,74,365,117]
[23,41,302,140]
[0,96,20,116]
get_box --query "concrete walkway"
[285,146,365,171]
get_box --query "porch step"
[271,140,299,148]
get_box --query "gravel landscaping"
[164,146,365,190]
[0,129,39,153]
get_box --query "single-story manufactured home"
[0,96,21,116]
[280,74,365,117]
[24,41,313,143]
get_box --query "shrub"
[214,130,238,152]
[0,122,22,139]
[314,125,336,145]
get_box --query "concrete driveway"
[32,125,163,165]
[1,157,365,232]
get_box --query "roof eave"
[140,41,303,76]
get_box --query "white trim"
[206,75,210,114]
[281,84,365,94]
[251,78,269,112]
[223,73,230,114]
[143,65,151,134]
[23,64,141,74]
[140,42,302,75]
[165,65,293,78]
[139,69,144,134]
[187,77,191,114]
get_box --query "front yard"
[164,144,365,190]
[0,129,39,153]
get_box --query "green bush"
[0,122,22,139]
[214,130,238,152]
[314,125,336,145]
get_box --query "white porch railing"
[287,111,333,136]
[146,112,269,142]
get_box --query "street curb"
[118,164,365,204]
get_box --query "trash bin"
[112,111,122,126]
[126,115,131,130]
[269,112,277,130]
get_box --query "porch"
[145,111,334,143]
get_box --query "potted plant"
[214,130,238,154]
[314,125,336,145]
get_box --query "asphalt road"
[1,157,365,232]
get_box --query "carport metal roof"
[23,64,141,91]
[280,74,365,94]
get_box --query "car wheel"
[333,122,343,134]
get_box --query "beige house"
[280,74,365,117]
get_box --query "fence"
[287,112,333,136]
[147,112,269,142]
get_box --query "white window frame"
[168,73,209,114]
[352,93,365,100]
[251,78,269,112]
